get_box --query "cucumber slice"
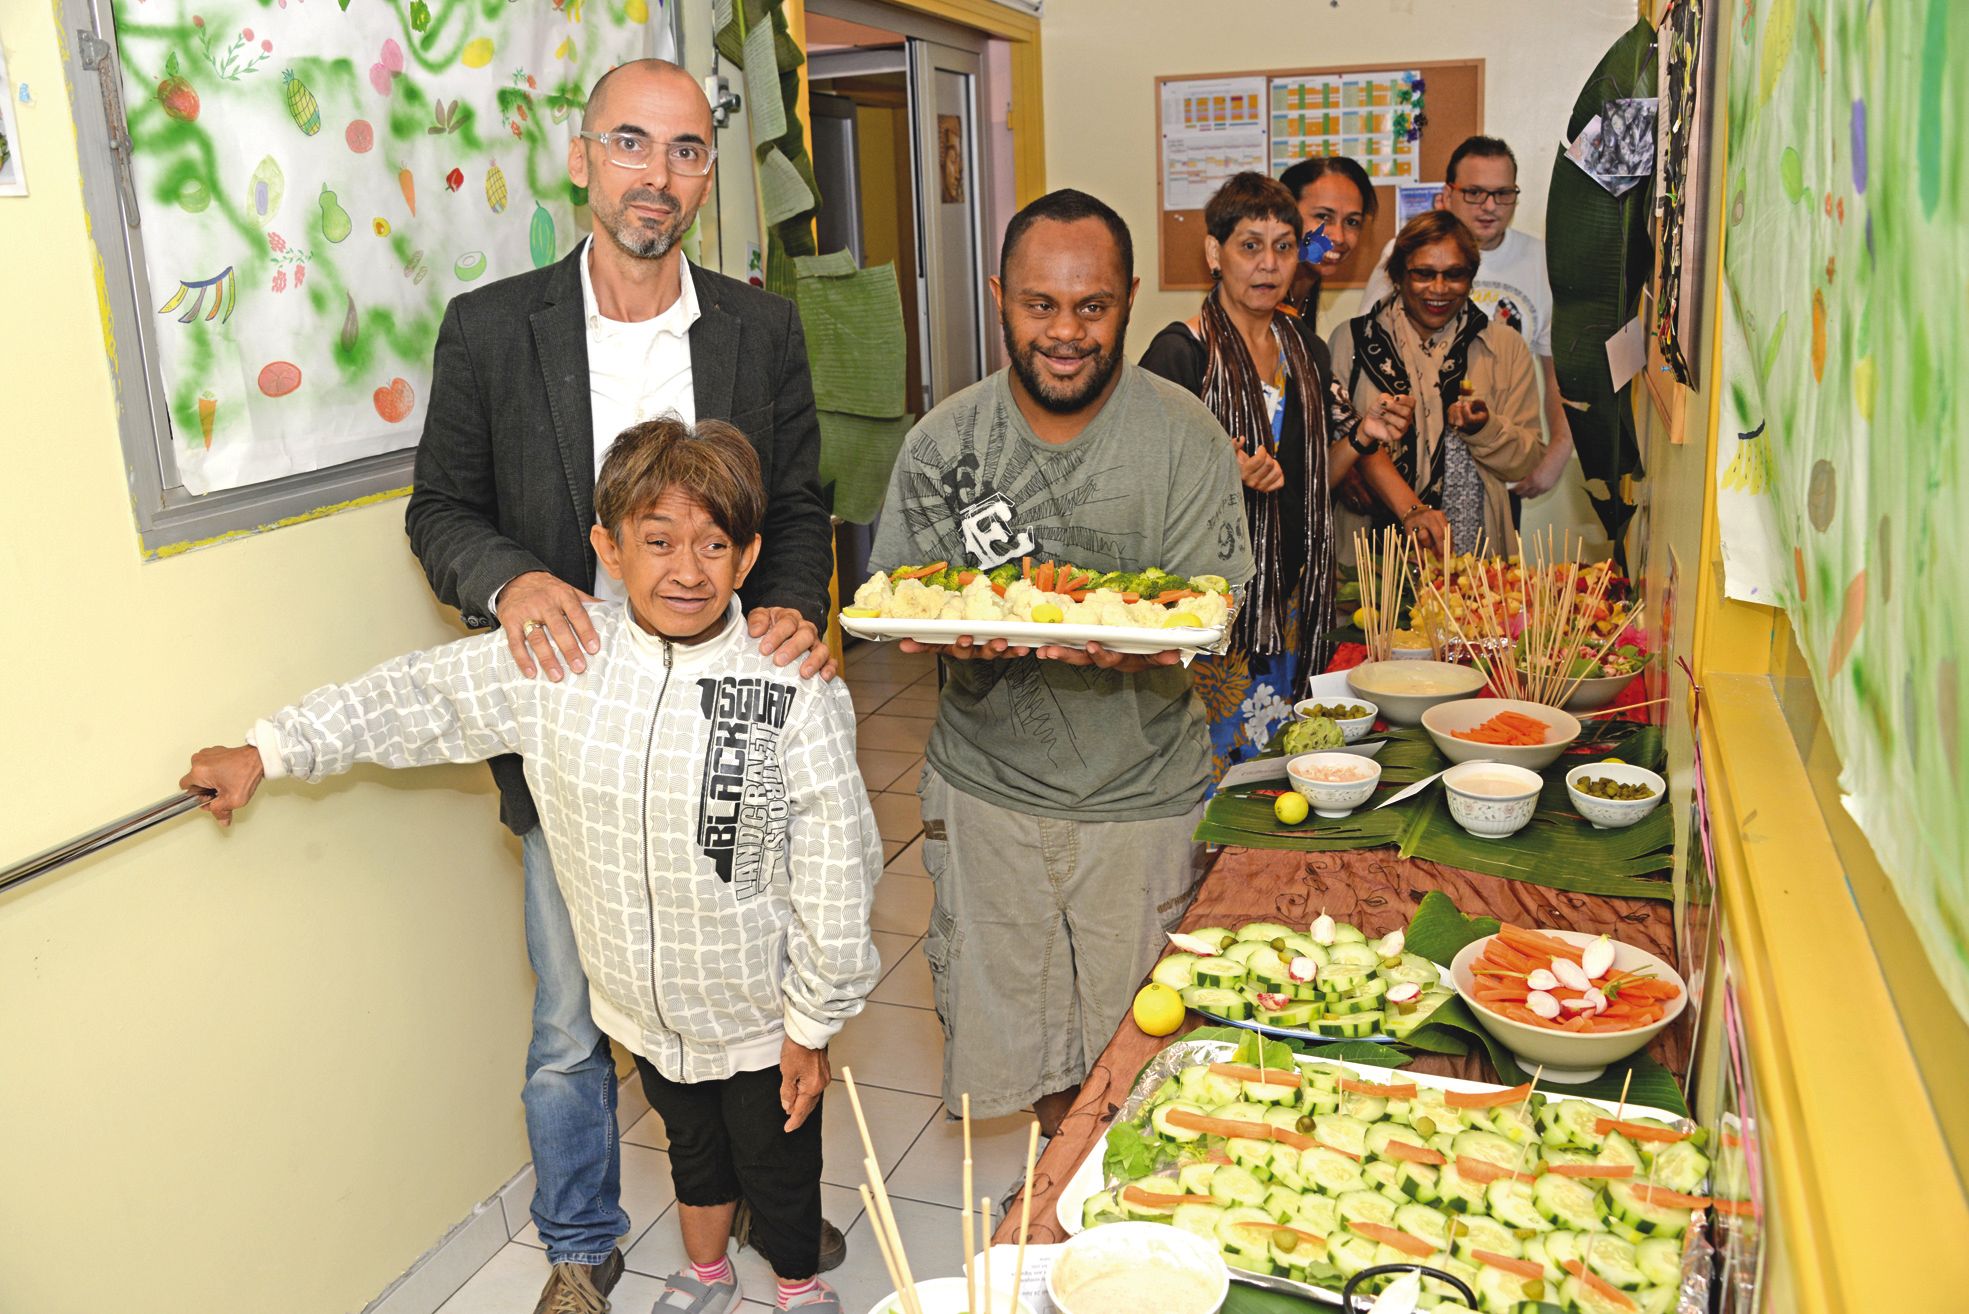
[1607,1216,1653,1246]
[1631,1285,1677,1314]
[1313,1113,1373,1159]
[1318,966,1370,996]
[1080,1189,1121,1229]
[1331,921,1369,944]
[1484,1102,1542,1145]
[1268,1143,1307,1191]
[1120,1182,1182,1220]
[1395,1202,1452,1250]
[1606,1180,1693,1237]
[1268,1227,1318,1271]
[1296,1061,1345,1090]
[1435,1162,1488,1214]
[1209,1163,1269,1207]
[1649,1138,1712,1194]
[1541,1148,1597,1168]
[1236,921,1295,942]
[1335,1188,1398,1227]
[1539,1099,1608,1150]
[1171,1200,1226,1244]
[1484,1178,1552,1232]
[1192,956,1248,989]
[1241,1076,1302,1104]
[1151,1100,1211,1143]
[1327,941,1380,969]
[1449,1213,1521,1262]
[1382,952,1446,987]
[1363,1156,1404,1204]
[1596,1132,1645,1171]
[1214,1205,1275,1250]
[1532,1173,1604,1231]
[1185,926,1236,952]
[1263,1183,1303,1221]
[1327,1232,1381,1279]
[1326,991,1386,1017]
[1298,1145,1368,1195]
[1227,1137,1275,1179]
[1177,1161,1219,1195]
[1280,934,1326,962]
[1472,1267,1545,1313]
[1583,1234,1648,1290]
[1397,1160,1442,1204]
[1252,1001,1317,1029]
[1225,1252,1277,1277]
[1302,1085,1343,1115]
[1314,1009,1384,1038]
[1219,941,1263,965]
[1245,946,1290,982]
[1539,1229,1584,1278]
[1151,953,1199,990]
[1181,986,1249,1021]
[1292,1191,1342,1236]
[1366,1122,1436,1161]
[1634,1236,1685,1287]
[1385,988,1455,1039]
[1561,1275,1643,1314]
[1452,1129,1523,1168]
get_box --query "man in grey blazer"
[405,60,841,1313]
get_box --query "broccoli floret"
[1141,575,1193,598]
[987,562,1021,586]
[1095,570,1145,593]
[1140,566,1170,581]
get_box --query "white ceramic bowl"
[1293,697,1378,743]
[1288,752,1383,818]
[868,1277,1034,1314]
[1048,1221,1230,1314]
[1346,660,1486,725]
[1421,698,1582,770]
[1441,761,1543,838]
[1565,762,1667,829]
[1391,645,1436,661]
[1518,658,1650,712]
[1449,929,1689,1083]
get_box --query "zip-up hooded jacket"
[250,600,881,1081]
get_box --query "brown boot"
[532,1248,625,1314]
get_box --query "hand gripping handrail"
[0,790,211,897]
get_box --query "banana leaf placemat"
[1196,722,1673,901]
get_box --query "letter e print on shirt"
[959,494,1036,571]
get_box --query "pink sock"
[776,1276,820,1308]
[691,1255,734,1285]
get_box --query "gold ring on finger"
[522,620,545,637]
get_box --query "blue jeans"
[522,826,629,1264]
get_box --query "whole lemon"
[1132,983,1185,1036]
[1274,791,1310,825]
[1352,605,1375,629]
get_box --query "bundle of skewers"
[844,1072,1041,1314]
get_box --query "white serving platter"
[842,616,1225,658]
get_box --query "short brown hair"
[1386,210,1482,285]
[594,416,766,544]
[1204,171,1302,243]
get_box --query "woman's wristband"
[1346,428,1377,455]
[1400,503,1429,524]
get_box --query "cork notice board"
[1156,60,1485,291]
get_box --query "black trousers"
[634,1057,824,1281]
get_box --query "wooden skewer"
[1576,697,1670,720]
[858,1184,915,1314]
[962,1094,977,1314]
[843,1069,923,1314]
[979,1196,994,1313]
[1014,1120,1041,1311]
[1579,1068,1638,1286]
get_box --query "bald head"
[583,59,709,134]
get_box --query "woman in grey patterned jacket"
[182,417,878,1314]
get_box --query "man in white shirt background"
[1358,135,1574,505]
[404,58,844,1314]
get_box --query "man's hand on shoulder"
[750,606,838,681]
[499,571,601,682]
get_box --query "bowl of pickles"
[1564,762,1666,830]
[1291,698,1378,743]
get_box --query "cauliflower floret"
[1124,599,1169,628]
[853,571,894,612]
[1187,591,1231,630]
[938,594,968,620]
[1060,600,1102,626]
[1000,579,1043,621]
[961,576,1006,623]
[889,579,951,620]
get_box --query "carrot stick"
[1208,1063,1303,1087]
[1444,1083,1533,1109]
[1119,1185,1218,1208]
[1472,1251,1547,1280]
[1349,1222,1435,1258]
[1383,1139,1447,1165]
[1548,1163,1636,1179]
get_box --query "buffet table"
[993,844,1686,1249]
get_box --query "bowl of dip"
[1048,1220,1229,1314]
[870,1276,1036,1314]
[1346,660,1486,724]
[1287,751,1383,818]
[1441,761,1543,839]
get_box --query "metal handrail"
[0,789,210,897]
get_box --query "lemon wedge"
[1031,603,1064,623]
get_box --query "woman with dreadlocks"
[1141,172,1429,781]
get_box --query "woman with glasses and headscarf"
[1139,172,1423,778]
[1329,210,1542,560]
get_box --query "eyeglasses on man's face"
[1405,265,1475,287]
[579,130,717,176]
[1453,185,1520,208]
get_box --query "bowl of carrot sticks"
[1420,697,1582,770]
[1450,924,1688,1082]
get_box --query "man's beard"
[1002,313,1128,415]
[598,185,696,259]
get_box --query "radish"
[1374,930,1406,958]
[1311,913,1336,946]
[1581,935,1617,980]
[1254,991,1291,1012]
[1583,987,1608,1013]
[1166,931,1217,955]
[1526,968,1559,992]
[1526,991,1561,1019]
[1289,956,1319,983]
[1552,957,1592,992]
[1560,996,1596,1013]
[1386,982,1422,1005]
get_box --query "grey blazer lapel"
[530,249,595,530]
[691,269,741,422]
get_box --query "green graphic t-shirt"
[870,364,1255,820]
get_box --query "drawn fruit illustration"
[445,167,465,193]
[485,163,509,213]
[373,217,391,236]
[626,0,648,21]
[400,166,416,216]
[410,0,432,32]
[461,37,495,69]
[339,293,360,352]
[198,392,218,448]
[248,155,286,224]
[455,251,488,282]
[346,119,375,153]
[177,178,212,212]
[318,186,353,243]
[370,39,405,97]
[257,361,303,397]
[158,54,200,122]
[1810,287,1827,382]
[529,202,555,268]
[283,69,322,136]
[373,377,415,424]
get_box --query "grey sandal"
[650,1269,742,1314]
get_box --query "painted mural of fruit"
[319,186,352,243]
[257,361,303,397]
[400,166,416,216]
[455,251,488,282]
[339,293,360,352]
[445,167,465,193]
[248,155,286,224]
[373,377,416,424]
[461,37,495,69]
[346,119,375,153]
[158,53,200,122]
[283,69,322,136]
[529,201,555,268]
[485,163,508,213]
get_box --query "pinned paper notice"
[1606,315,1647,392]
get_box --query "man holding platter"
[868,189,1255,1134]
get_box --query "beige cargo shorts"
[917,763,1208,1120]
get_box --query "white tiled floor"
[436,642,1040,1314]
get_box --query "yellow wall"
[0,8,535,1313]
[1038,0,1640,551]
